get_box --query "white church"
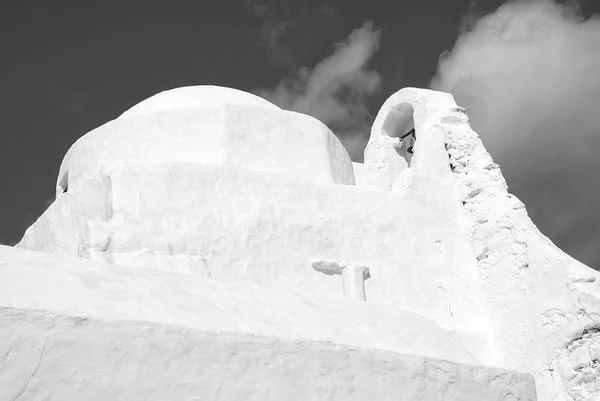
[1,85,599,400]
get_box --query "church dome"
[57,86,354,197]
[119,85,279,118]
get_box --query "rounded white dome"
[58,98,354,198]
[119,85,280,118]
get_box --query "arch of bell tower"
[364,87,461,180]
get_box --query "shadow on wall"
[363,101,417,179]
[58,171,69,195]
[357,99,430,194]
[381,102,416,170]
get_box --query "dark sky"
[2,0,600,269]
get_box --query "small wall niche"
[58,171,69,195]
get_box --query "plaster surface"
[367,88,600,400]
[57,105,354,197]
[0,245,536,400]
[19,161,494,362]
[11,84,600,399]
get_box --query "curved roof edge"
[119,85,280,119]
[369,87,459,142]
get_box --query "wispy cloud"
[256,22,382,160]
[431,0,600,268]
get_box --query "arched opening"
[363,88,455,186]
[379,102,416,168]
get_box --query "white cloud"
[431,0,600,268]
[256,22,382,160]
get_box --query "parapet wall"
[0,245,537,400]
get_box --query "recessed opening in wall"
[58,171,68,194]
[381,102,416,167]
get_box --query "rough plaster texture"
[11,84,600,399]
[363,87,600,400]
[20,161,494,363]
[0,245,536,400]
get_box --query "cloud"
[256,22,382,160]
[431,0,600,268]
